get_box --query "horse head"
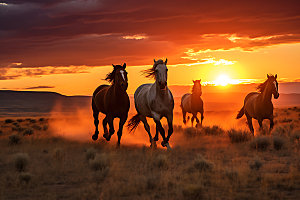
[153,59,168,90]
[267,74,279,99]
[106,63,128,91]
[192,79,202,96]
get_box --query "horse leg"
[194,113,200,127]
[104,115,114,141]
[116,115,127,147]
[152,112,167,147]
[246,113,254,135]
[102,116,109,138]
[153,125,159,141]
[182,110,187,124]
[92,108,99,141]
[200,111,204,126]
[165,114,173,149]
[269,116,274,133]
[140,116,154,147]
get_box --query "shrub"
[183,127,198,137]
[0,130,2,135]
[53,148,65,161]
[227,129,251,143]
[89,153,109,171]
[291,130,300,142]
[39,118,45,122]
[13,153,29,172]
[9,134,21,145]
[273,136,285,150]
[23,129,34,135]
[43,125,49,131]
[250,136,270,151]
[5,119,14,123]
[203,125,224,135]
[85,147,97,161]
[32,125,42,130]
[249,158,263,170]
[19,172,32,184]
[182,184,203,199]
[16,119,23,123]
[153,154,168,169]
[193,154,213,172]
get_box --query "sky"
[0,0,300,95]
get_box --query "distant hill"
[0,90,299,117]
[0,90,91,117]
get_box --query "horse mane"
[143,59,165,79]
[257,74,274,92]
[105,65,123,83]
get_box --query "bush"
[53,148,65,161]
[273,136,285,150]
[13,153,29,172]
[85,148,97,161]
[19,172,32,184]
[193,154,213,172]
[9,134,21,145]
[17,119,23,122]
[227,129,251,143]
[5,119,14,123]
[249,158,263,170]
[250,136,270,151]
[183,127,198,137]
[89,153,109,171]
[153,154,168,169]
[23,129,34,135]
[182,184,203,199]
[291,130,300,142]
[203,125,224,135]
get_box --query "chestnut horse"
[180,80,204,127]
[236,74,279,135]
[92,63,130,146]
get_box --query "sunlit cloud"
[0,3,8,6]
[122,34,148,40]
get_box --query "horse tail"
[236,106,245,119]
[127,114,141,133]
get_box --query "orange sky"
[0,0,300,95]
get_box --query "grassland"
[0,107,299,200]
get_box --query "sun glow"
[214,74,231,86]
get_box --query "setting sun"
[214,74,231,86]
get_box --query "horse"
[180,80,204,127]
[91,63,130,146]
[127,59,174,149]
[236,74,279,135]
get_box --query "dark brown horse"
[92,63,130,146]
[236,74,279,135]
[180,80,204,127]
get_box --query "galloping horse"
[180,80,204,127]
[236,74,279,135]
[127,59,174,149]
[92,63,130,146]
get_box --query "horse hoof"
[92,134,98,141]
[103,133,110,141]
[153,136,158,142]
[161,141,166,147]
[165,143,172,150]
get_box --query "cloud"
[0,0,299,71]
[23,85,55,89]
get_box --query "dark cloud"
[0,0,299,68]
[24,85,55,89]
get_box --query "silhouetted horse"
[180,80,204,127]
[236,74,279,135]
[127,59,174,149]
[92,63,130,146]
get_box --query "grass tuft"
[13,153,29,172]
[193,154,214,172]
[227,129,251,143]
[9,134,21,145]
[250,136,270,151]
[89,153,110,171]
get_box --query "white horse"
[127,59,174,149]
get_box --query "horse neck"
[261,84,272,103]
[111,82,127,97]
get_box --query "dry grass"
[0,108,299,200]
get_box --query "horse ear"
[165,58,168,65]
[112,64,115,68]
[123,63,126,69]
[154,59,156,63]
[275,74,277,79]
[193,80,195,83]
[267,74,270,78]
[200,79,201,82]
